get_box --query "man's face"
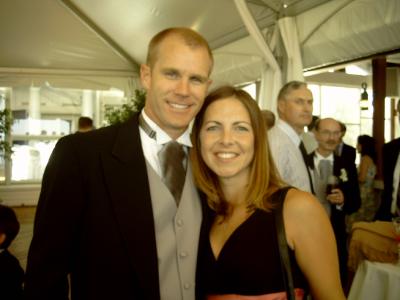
[278,86,313,134]
[140,35,212,139]
[315,119,342,154]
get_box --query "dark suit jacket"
[309,152,360,283]
[24,113,208,300]
[375,138,400,220]
[330,154,361,240]
[338,142,356,165]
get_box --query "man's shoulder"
[343,143,356,152]
[56,116,140,154]
[268,124,291,142]
[384,137,400,149]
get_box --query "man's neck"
[279,118,303,136]
[316,148,333,158]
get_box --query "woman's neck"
[220,179,248,209]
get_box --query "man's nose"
[175,79,190,96]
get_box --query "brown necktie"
[158,141,186,205]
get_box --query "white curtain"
[233,0,281,113]
[279,17,304,82]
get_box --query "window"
[0,85,126,185]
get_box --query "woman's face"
[356,142,361,153]
[199,97,254,182]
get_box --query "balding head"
[315,118,342,156]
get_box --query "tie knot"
[161,141,185,160]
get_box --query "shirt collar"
[142,111,192,147]
[276,119,302,146]
[314,151,334,164]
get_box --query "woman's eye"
[236,125,249,132]
[205,125,218,131]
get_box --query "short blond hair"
[146,27,213,72]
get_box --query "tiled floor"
[8,206,36,271]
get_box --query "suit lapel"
[101,114,160,299]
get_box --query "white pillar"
[81,90,94,118]
[29,87,41,135]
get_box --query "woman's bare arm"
[284,189,345,300]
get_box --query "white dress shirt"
[139,111,192,176]
[268,119,313,193]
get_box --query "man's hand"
[327,188,344,205]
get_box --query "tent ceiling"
[0,0,135,73]
[0,0,399,87]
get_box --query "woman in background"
[346,135,378,232]
[191,86,345,300]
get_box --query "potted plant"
[105,89,146,125]
[0,107,13,159]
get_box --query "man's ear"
[0,233,6,247]
[277,99,285,116]
[140,64,151,90]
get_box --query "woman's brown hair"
[191,86,284,216]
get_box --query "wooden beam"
[372,57,386,179]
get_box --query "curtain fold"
[233,0,281,112]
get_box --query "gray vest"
[145,160,202,300]
[313,167,332,216]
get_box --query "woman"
[346,135,378,232]
[191,86,345,300]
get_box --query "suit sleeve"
[341,160,361,214]
[377,142,397,220]
[24,135,86,299]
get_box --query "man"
[376,100,400,220]
[76,116,94,132]
[261,109,275,130]
[24,27,213,300]
[268,81,314,193]
[311,118,360,286]
[336,121,356,164]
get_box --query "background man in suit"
[268,81,314,193]
[24,27,213,300]
[76,116,94,132]
[0,204,24,299]
[311,118,361,287]
[336,121,356,164]
[376,100,400,220]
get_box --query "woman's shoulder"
[283,188,319,212]
[361,154,374,165]
[282,188,329,229]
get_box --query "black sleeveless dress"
[197,207,307,298]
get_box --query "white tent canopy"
[0,0,399,101]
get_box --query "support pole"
[372,57,386,179]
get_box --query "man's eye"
[294,99,304,105]
[165,71,178,79]
[190,77,205,85]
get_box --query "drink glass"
[326,175,339,195]
[392,216,400,266]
